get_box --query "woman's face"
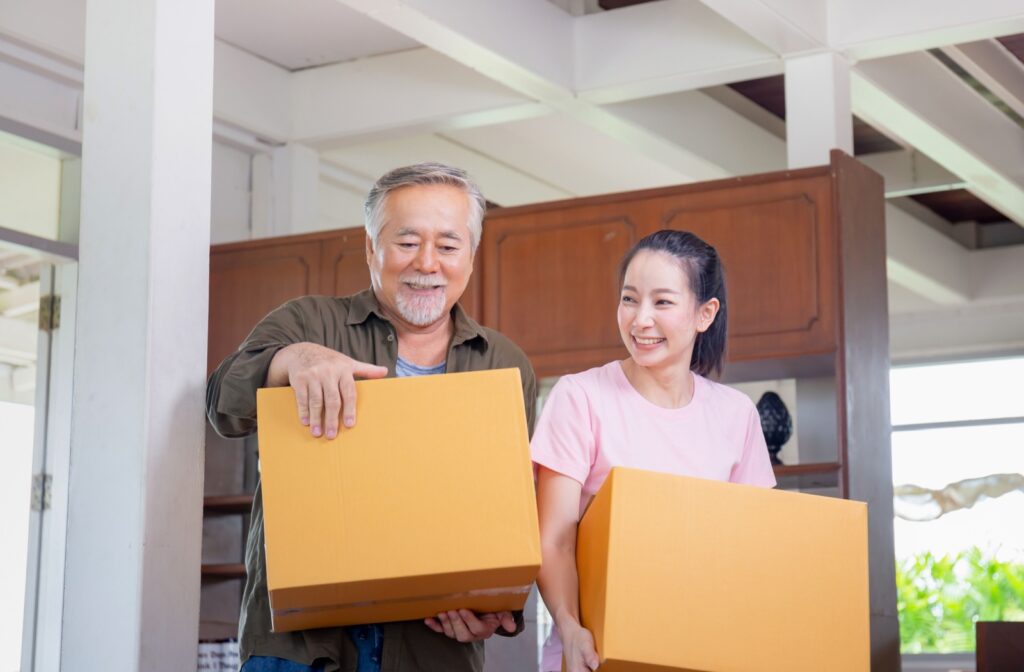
[617,250,719,372]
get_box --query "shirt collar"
[345,288,489,347]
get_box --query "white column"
[62,0,212,668]
[251,143,321,238]
[784,52,854,168]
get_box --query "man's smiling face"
[366,183,475,330]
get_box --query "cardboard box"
[577,467,869,672]
[256,368,541,632]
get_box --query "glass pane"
[890,357,1024,426]
[892,423,1024,654]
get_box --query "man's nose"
[415,244,440,273]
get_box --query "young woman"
[531,230,777,672]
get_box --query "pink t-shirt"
[530,361,776,671]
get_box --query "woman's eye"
[656,299,674,306]
[621,296,636,303]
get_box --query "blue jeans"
[241,624,383,672]
[347,624,384,672]
[241,656,323,672]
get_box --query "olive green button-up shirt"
[206,289,538,672]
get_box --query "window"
[890,357,1024,660]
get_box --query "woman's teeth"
[634,336,664,345]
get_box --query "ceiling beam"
[0,36,81,153]
[696,0,827,56]
[574,1,783,104]
[332,0,729,181]
[604,90,786,176]
[853,52,1024,227]
[334,0,574,100]
[858,150,967,198]
[832,0,1024,60]
[290,47,548,147]
[0,33,292,151]
[890,296,1024,361]
[885,203,970,305]
[942,39,1024,122]
[213,40,291,144]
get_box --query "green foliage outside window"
[897,547,1024,653]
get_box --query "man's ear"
[365,234,375,266]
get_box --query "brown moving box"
[577,467,869,672]
[256,368,541,632]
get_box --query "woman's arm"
[536,466,600,672]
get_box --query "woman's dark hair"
[618,229,727,377]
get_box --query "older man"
[206,163,537,672]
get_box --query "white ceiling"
[214,0,421,70]
[3,0,1024,361]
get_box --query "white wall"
[210,141,252,245]
[0,133,61,239]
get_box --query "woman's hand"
[560,621,600,671]
[424,609,516,642]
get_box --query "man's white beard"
[395,287,447,326]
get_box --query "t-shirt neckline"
[612,360,703,415]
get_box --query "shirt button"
[386,333,394,342]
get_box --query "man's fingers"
[424,617,443,634]
[353,361,389,379]
[307,384,324,437]
[497,611,516,633]
[447,610,473,642]
[293,382,310,427]
[458,610,491,638]
[340,375,357,428]
[323,386,342,439]
[438,611,456,639]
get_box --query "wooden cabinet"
[483,212,637,375]
[208,240,322,375]
[482,166,841,376]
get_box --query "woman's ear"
[697,298,720,333]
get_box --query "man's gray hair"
[364,162,486,251]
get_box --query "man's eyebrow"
[439,230,464,241]
[395,227,420,237]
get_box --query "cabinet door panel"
[208,241,321,375]
[647,178,836,361]
[484,211,637,376]
[320,230,371,298]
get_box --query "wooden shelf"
[203,494,254,515]
[773,462,841,491]
[201,563,246,580]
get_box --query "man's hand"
[424,610,516,643]
[267,342,388,438]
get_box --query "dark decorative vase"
[756,391,792,466]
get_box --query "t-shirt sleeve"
[529,377,595,486]
[730,400,777,488]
